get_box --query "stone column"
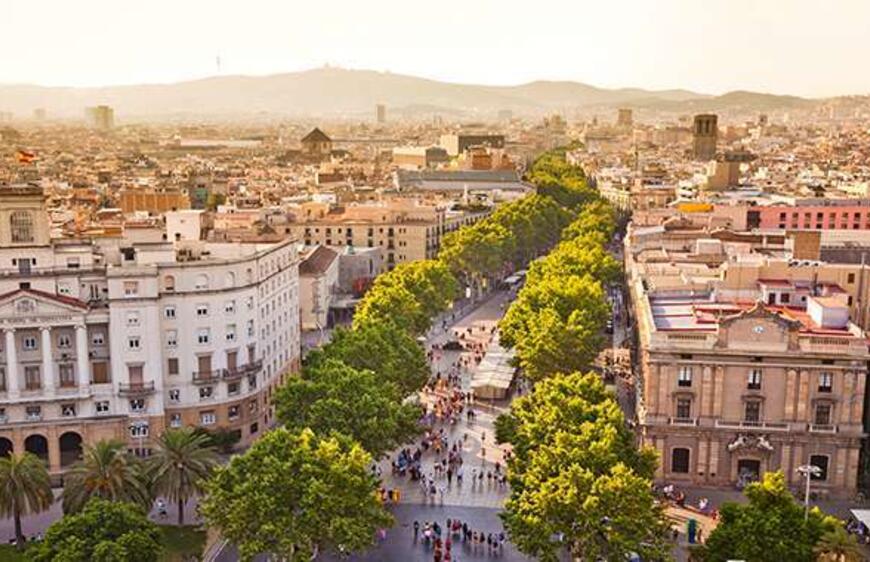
[75,325,90,392]
[40,327,55,396]
[4,329,19,398]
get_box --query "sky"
[1,0,869,98]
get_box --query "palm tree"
[61,439,151,513]
[0,452,54,549]
[814,525,864,562]
[148,428,219,525]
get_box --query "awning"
[850,509,870,529]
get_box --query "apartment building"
[626,221,870,497]
[0,185,300,476]
[289,200,490,270]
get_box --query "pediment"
[0,289,87,320]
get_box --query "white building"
[0,185,301,476]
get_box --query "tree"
[0,452,53,550]
[28,498,162,562]
[305,320,429,395]
[274,359,420,458]
[353,282,428,335]
[814,525,864,562]
[439,221,514,280]
[147,427,220,525]
[526,234,621,287]
[201,428,392,561]
[500,373,666,562]
[62,439,151,514]
[368,260,458,320]
[699,471,839,562]
[561,199,618,242]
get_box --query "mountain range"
[0,67,819,120]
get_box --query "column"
[4,329,19,398]
[40,327,55,396]
[701,366,713,417]
[784,369,797,420]
[840,372,854,425]
[796,370,810,421]
[75,324,90,392]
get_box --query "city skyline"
[3,0,870,97]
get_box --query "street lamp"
[796,464,823,521]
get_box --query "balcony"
[118,381,156,396]
[809,423,838,434]
[192,370,221,385]
[669,417,698,426]
[714,419,790,432]
[222,359,263,381]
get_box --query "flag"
[17,149,35,164]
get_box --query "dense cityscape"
[4,3,870,561]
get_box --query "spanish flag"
[17,149,35,164]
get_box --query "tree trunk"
[178,498,184,526]
[14,508,23,550]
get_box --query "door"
[226,351,238,373]
[737,459,761,488]
[198,355,212,375]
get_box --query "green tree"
[0,452,53,550]
[500,373,665,562]
[305,320,428,395]
[147,428,220,525]
[28,498,162,562]
[699,471,838,562]
[201,427,392,561]
[526,234,621,287]
[561,199,618,241]
[353,282,428,335]
[439,221,514,280]
[62,440,151,514]
[814,525,864,562]
[274,359,420,458]
[368,260,458,320]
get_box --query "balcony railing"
[192,370,221,384]
[714,419,790,432]
[669,417,698,426]
[222,359,263,381]
[809,423,838,434]
[118,381,156,396]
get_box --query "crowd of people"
[414,518,508,562]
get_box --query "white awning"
[850,509,870,529]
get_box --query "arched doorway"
[0,437,13,457]
[59,432,83,468]
[24,434,49,464]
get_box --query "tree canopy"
[29,498,162,562]
[274,358,420,458]
[201,428,392,562]
[0,452,53,550]
[62,439,151,514]
[699,471,839,562]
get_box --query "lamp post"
[796,464,823,521]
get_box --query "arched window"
[163,275,176,292]
[225,271,236,288]
[194,274,209,290]
[671,448,690,474]
[10,211,34,243]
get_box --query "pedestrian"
[447,467,454,485]
[414,520,420,538]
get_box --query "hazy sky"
[2,0,869,97]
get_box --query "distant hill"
[0,67,815,120]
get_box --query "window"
[58,283,72,296]
[246,320,255,337]
[170,413,182,428]
[248,399,258,414]
[126,312,140,326]
[59,364,75,387]
[163,275,175,292]
[91,332,105,346]
[196,304,209,317]
[678,366,693,387]
[130,422,149,438]
[225,300,236,314]
[167,357,179,375]
[199,386,214,400]
[129,399,145,413]
[22,336,38,351]
[744,400,761,423]
[166,330,178,348]
[246,296,254,310]
[747,369,762,390]
[848,273,856,284]
[671,448,690,474]
[10,211,34,242]
[25,406,41,421]
[164,305,176,319]
[61,403,76,417]
[194,274,209,290]
[95,401,109,414]
[818,372,833,393]
[200,411,216,425]
[127,336,140,350]
[250,422,259,435]
[809,455,829,481]
[168,389,180,403]
[781,293,790,304]
[57,334,71,348]
[197,329,210,345]
[228,382,240,396]
[248,374,257,389]
[228,405,240,420]
[24,366,40,390]
[226,325,236,342]
[814,403,832,426]
[676,398,692,420]
[123,281,139,297]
